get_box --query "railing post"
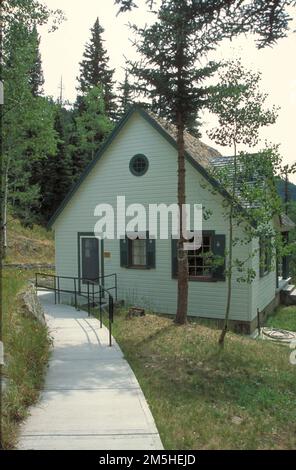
[87,281,90,317]
[92,282,95,308]
[109,295,114,347]
[74,278,78,310]
[115,274,118,302]
[99,285,102,328]
[54,276,57,305]
[57,276,61,304]
[35,273,38,290]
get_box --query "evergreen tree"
[77,18,116,120]
[117,70,133,117]
[28,26,44,97]
[74,86,114,169]
[127,1,221,324]
[115,0,296,48]
[119,0,296,325]
[36,105,74,221]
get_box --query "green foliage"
[206,60,294,342]
[117,70,134,117]
[115,0,296,48]
[2,269,51,448]
[127,0,220,130]
[208,61,285,268]
[266,305,296,332]
[28,26,44,97]
[30,105,75,222]
[77,18,117,120]
[2,20,58,225]
[1,0,64,32]
[74,86,114,165]
[1,0,64,229]
[208,60,279,147]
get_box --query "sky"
[40,1,296,181]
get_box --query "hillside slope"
[5,215,55,264]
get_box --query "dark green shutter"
[171,238,178,278]
[212,234,226,281]
[146,235,156,269]
[120,237,129,267]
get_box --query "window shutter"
[146,235,156,269]
[212,234,226,281]
[120,237,129,267]
[171,238,178,278]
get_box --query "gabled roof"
[210,155,261,209]
[47,105,234,228]
[151,113,221,167]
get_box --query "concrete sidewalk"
[18,291,163,450]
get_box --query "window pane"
[187,234,213,278]
[132,238,146,266]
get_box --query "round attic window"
[129,154,149,176]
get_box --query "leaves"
[207,60,279,147]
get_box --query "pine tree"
[37,105,74,221]
[28,26,44,97]
[74,86,114,169]
[77,18,116,120]
[127,1,221,324]
[117,70,133,117]
[119,0,296,325]
[115,0,296,48]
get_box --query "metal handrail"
[35,272,116,346]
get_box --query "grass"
[5,214,54,264]
[266,305,296,332]
[1,268,51,449]
[109,309,296,450]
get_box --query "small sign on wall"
[104,251,111,259]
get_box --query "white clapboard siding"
[54,111,276,322]
[250,238,277,321]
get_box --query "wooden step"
[283,284,295,293]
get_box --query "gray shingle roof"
[151,113,222,166]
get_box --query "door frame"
[77,232,104,293]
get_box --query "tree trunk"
[219,143,237,346]
[174,27,188,325]
[1,159,9,260]
[219,204,233,346]
[175,108,188,325]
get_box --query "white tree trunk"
[1,157,10,259]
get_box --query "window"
[172,232,226,281]
[120,233,156,269]
[129,154,149,176]
[187,234,213,279]
[130,237,147,267]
